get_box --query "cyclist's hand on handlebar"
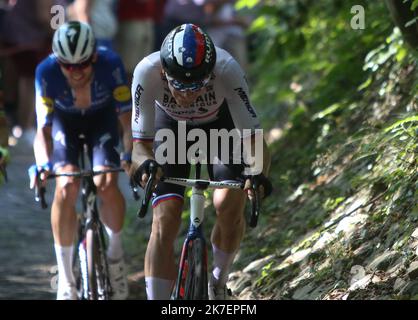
[130,159,163,189]
[244,173,273,201]
[120,152,132,175]
[28,162,53,189]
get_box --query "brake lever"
[249,177,261,228]
[33,168,48,209]
[137,162,158,218]
[132,186,140,201]
[130,179,140,201]
[35,185,48,209]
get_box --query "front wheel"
[86,228,98,300]
[86,226,111,300]
[183,238,208,300]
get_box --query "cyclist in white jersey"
[130,23,272,300]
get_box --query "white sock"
[145,277,174,300]
[105,226,124,262]
[54,244,75,288]
[211,244,236,288]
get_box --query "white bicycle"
[136,161,262,300]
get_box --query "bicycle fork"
[173,186,209,299]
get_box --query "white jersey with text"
[131,47,260,141]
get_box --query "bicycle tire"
[96,224,111,300]
[86,226,111,300]
[86,228,98,300]
[249,210,259,228]
[183,238,208,300]
[73,216,88,299]
[73,237,87,299]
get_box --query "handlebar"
[46,167,124,178]
[33,167,139,209]
[135,166,262,227]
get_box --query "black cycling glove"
[245,173,273,199]
[132,159,161,185]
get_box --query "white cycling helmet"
[52,21,96,64]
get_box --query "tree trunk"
[385,0,418,50]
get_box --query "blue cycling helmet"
[160,23,216,82]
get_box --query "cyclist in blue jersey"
[31,21,132,300]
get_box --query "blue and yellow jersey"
[35,47,132,128]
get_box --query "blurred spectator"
[157,0,209,49]
[115,0,157,80]
[205,1,251,71]
[0,30,6,149]
[0,0,63,141]
[153,0,167,51]
[66,0,118,50]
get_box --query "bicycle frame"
[162,164,243,300]
[172,177,208,299]
[76,150,112,300]
[136,161,261,300]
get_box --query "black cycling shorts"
[51,106,120,170]
[151,102,245,207]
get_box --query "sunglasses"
[59,56,93,71]
[166,74,211,92]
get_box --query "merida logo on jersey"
[134,84,144,124]
[135,84,144,107]
[234,87,256,118]
[134,106,140,124]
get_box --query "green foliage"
[234,0,418,300]
[405,0,418,27]
[242,1,392,129]
[384,115,418,133]
[323,197,346,212]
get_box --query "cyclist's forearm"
[243,133,271,176]
[122,129,133,154]
[118,112,133,153]
[262,139,271,177]
[132,140,154,170]
[33,127,53,165]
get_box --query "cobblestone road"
[0,136,147,300]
